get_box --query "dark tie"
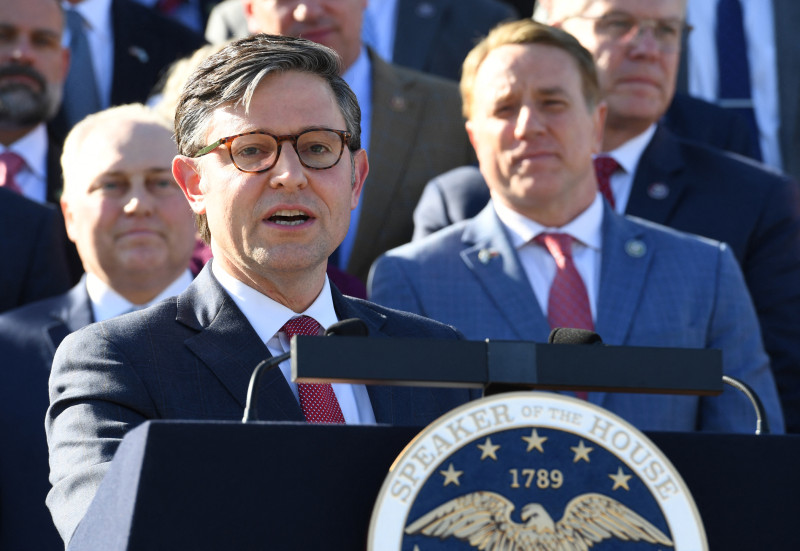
[535,233,592,399]
[716,0,762,159]
[0,152,25,194]
[63,9,101,128]
[593,156,619,209]
[281,316,345,424]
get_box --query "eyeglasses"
[193,127,352,173]
[568,13,692,53]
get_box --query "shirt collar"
[3,124,47,179]
[86,269,193,322]
[494,193,605,252]
[601,123,657,175]
[211,261,338,343]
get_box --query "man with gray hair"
[45,34,476,545]
[0,102,197,549]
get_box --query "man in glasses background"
[44,34,477,546]
[411,0,800,432]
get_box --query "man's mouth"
[268,209,311,226]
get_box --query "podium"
[70,420,800,550]
[66,337,784,548]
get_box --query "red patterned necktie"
[0,152,25,194]
[281,316,345,424]
[535,233,593,400]
[593,156,620,209]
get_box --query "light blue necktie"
[63,9,102,128]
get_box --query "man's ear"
[350,148,369,210]
[60,195,78,245]
[172,155,206,215]
[465,119,479,153]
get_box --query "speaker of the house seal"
[368,391,706,550]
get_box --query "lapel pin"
[128,46,149,64]
[478,248,499,264]
[647,182,669,200]
[415,2,436,18]
[390,94,407,112]
[624,239,646,258]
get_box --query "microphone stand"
[242,352,291,423]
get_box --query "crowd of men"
[0,0,798,549]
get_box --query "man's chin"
[0,91,51,126]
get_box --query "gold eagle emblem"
[405,491,673,549]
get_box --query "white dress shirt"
[1,124,49,203]
[686,0,781,170]
[599,124,656,214]
[86,269,193,322]
[212,262,376,424]
[494,194,605,321]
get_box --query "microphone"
[325,318,369,337]
[242,318,369,422]
[548,327,604,345]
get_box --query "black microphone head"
[548,327,603,345]
[325,318,369,337]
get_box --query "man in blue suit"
[45,35,476,545]
[0,104,198,550]
[413,0,800,433]
[370,20,783,435]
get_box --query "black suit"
[0,188,71,313]
[50,0,206,144]
[45,264,478,543]
[663,93,760,160]
[410,126,800,432]
[0,282,91,551]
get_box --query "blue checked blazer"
[370,202,784,435]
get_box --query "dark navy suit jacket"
[0,281,92,550]
[0,188,71,314]
[45,264,477,544]
[49,0,206,144]
[391,0,518,81]
[411,126,800,432]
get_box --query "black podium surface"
[69,420,800,550]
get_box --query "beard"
[0,66,62,126]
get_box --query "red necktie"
[535,233,592,399]
[0,152,25,194]
[281,316,345,424]
[593,156,619,209]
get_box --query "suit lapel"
[44,280,93,356]
[178,267,304,421]
[595,206,654,346]
[460,205,551,341]
[626,126,687,225]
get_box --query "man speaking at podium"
[369,20,784,434]
[45,35,476,545]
